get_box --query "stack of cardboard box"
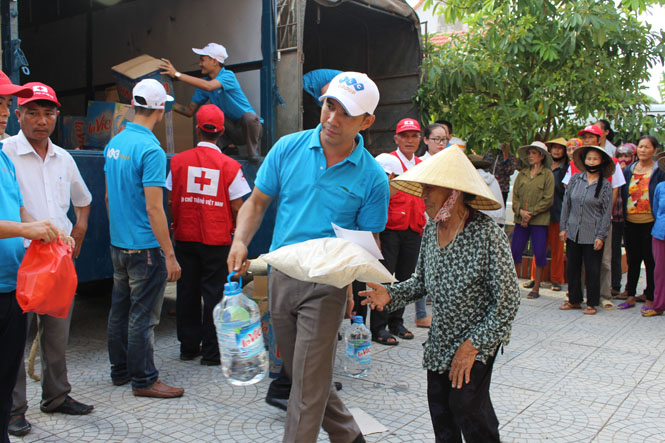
[59,55,194,152]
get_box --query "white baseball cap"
[192,43,228,64]
[132,79,174,110]
[319,72,380,116]
[375,153,403,176]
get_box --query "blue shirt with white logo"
[255,125,389,251]
[0,149,25,292]
[303,69,342,104]
[191,68,256,122]
[104,122,166,249]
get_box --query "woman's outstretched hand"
[359,282,391,311]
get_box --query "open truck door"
[276,0,422,154]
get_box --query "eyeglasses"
[427,137,449,145]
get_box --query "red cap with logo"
[0,71,33,98]
[577,124,602,138]
[196,104,225,133]
[396,118,421,134]
[18,82,60,107]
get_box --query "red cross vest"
[170,146,242,245]
[385,151,427,234]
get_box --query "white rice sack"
[260,238,397,288]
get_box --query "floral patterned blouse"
[627,171,653,223]
[384,211,521,373]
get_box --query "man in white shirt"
[2,82,93,436]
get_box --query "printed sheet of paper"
[331,223,383,260]
[348,407,388,435]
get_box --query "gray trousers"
[269,269,361,443]
[221,112,263,158]
[600,224,613,301]
[12,303,74,414]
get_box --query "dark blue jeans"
[1,291,26,443]
[108,246,167,389]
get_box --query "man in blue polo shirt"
[104,79,183,399]
[160,43,262,161]
[228,72,388,443]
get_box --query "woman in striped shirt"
[559,145,614,315]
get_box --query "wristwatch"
[175,72,182,79]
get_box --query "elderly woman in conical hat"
[511,141,555,299]
[360,146,520,443]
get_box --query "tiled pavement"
[14,275,665,443]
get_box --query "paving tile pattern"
[14,273,665,442]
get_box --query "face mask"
[585,164,601,173]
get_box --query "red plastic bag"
[16,239,78,318]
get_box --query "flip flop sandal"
[615,293,628,300]
[635,295,647,303]
[602,301,615,310]
[552,284,562,292]
[617,302,635,310]
[389,325,414,340]
[642,309,664,317]
[372,330,398,346]
[584,306,598,315]
[522,280,535,289]
[559,301,582,310]
[526,291,540,299]
[641,305,653,311]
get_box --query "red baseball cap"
[0,71,33,98]
[577,124,602,138]
[196,104,225,133]
[396,118,421,134]
[18,82,60,107]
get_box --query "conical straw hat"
[390,146,501,210]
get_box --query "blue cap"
[224,281,241,295]
[352,316,364,324]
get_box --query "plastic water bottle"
[213,272,268,385]
[344,316,371,378]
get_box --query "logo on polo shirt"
[186,166,219,196]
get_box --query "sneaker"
[133,380,184,398]
[8,414,31,436]
[42,396,94,415]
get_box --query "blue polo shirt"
[303,69,342,104]
[255,125,389,251]
[0,149,25,292]
[191,68,256,122]
[104,122,166,249]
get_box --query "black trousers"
[624,221,655,300]
[427,351,500,443]
[610,221,625,291]
[1,291,27,443]
[371,228,421,337]
[175,241,230,361]
[566,239,603,307]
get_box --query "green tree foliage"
[416,0,665,152]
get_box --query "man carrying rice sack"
[228,72,389,443]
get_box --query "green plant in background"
[416,0,665,153]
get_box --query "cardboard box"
[111,55,175,105]
[85,101,134,148]
[60,116,87,149]
[153,111,194,153]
